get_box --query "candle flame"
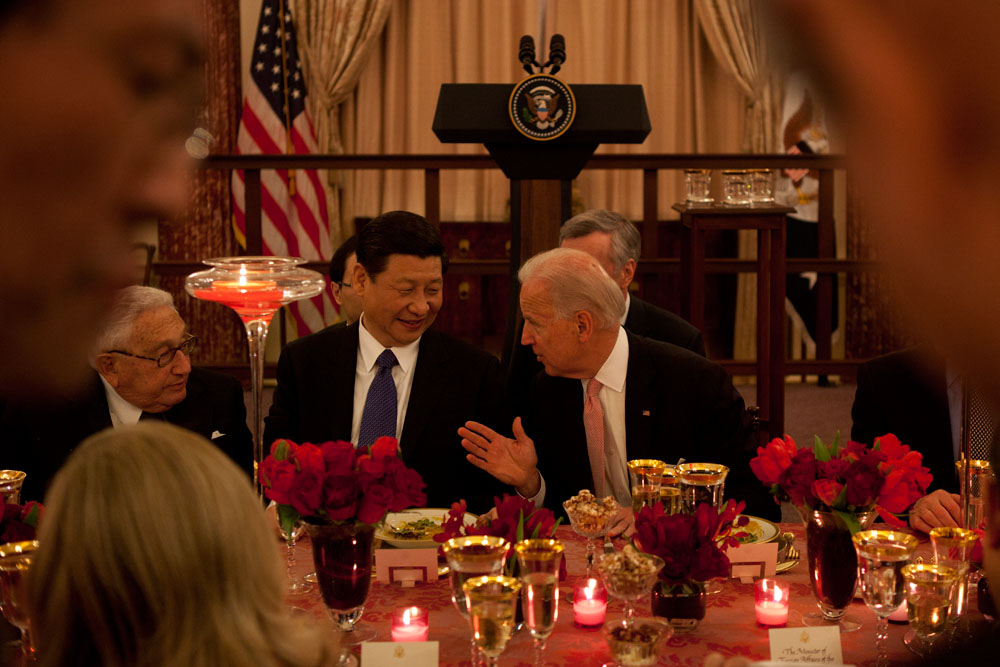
[238,267,248,287]
[774,586,783,603]
[585,577,598,601]
[402,609,411,625]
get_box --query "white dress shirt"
[350,313,421,447]
[99,375,143,428]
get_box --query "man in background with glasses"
[1,286,252,501]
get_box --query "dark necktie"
[358,349,398,448]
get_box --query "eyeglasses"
[108,335,197,368]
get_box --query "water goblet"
[930,526,978,634]
[597,546,665,627]
[902,562,959,657]
[852,530,919,667]
[514,539,564,666]
[442,536,508,666]
[278,517,310,595]
[563,491,618,575]
[628,459,666,513]
[0,540,39,661]
[676,463,728,514]
[463,575,521,667]
[0,471,26,505]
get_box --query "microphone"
[546,34,566,75]
[518,35,538,75]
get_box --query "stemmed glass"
[278,518,310,594]
[597,546,665,627]
[185,257,325,501]
[563,491,617,575]
[627,459,666,513]
[852,529,919,667]
[902,562,959,657]
[463,575,521,667]
[930,527,978,636]
[442,536,508,667]
[514,539,564,666]
[0,471,26,504]
[0,540,39,661]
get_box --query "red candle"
[573,578,608,627]
[754,578,789,626]
[391,606,429,642]
[192,279,284,324]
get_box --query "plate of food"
[732,515,780,545]
[375,508,478,549]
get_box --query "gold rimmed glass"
[0,471,26,505]
[0,540,38,660]
[930,526,978,630]
[955,459,991,529]
[628,459,667,513]
[853,530,919,667]
[676,463,729,514]
[463,575,521,667]
[514,539,564,666]
[902,562,959,657]
[442,536,508,666]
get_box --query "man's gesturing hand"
[459,418,540,497]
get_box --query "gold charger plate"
[375,508,478,549]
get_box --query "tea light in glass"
[573,578,608,627]
[391,606,429,642]
[755,578,790,626]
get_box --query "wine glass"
[929,527,978,635]
[0,540,39,661]
[514,539,564,666]
[902,562,959,657]
[677,463,729,595]
[563,491,617,575]
[597,546,665,627]
[186,257,325,502]
[278,518,310,594]
[0,471,26,505]
[627,459,667,513]
[463,575,521,667]
[852,529,919,667]
[442,536,508,667]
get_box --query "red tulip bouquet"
[260,436,427,535]
[0,499,42,543]
[750,433,932,532]
[435,495,565,578]
[633,499,749,595]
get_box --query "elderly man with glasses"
[0,286,252,501]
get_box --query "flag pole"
[276,0,297,196]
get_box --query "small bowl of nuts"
[602,618,671,666]
[597,545,665,602]
[563,489,619,538]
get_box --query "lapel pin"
[642,410,651,417]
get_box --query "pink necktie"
[584,378,605,496]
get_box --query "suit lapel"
[624,296,646,336]
[328,325,360,439]
[79,372,114,434]
[623,333,658,459]
[398,331,445,460]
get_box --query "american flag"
[232,0,336,334]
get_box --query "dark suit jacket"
[521,331,776,520]
[263,322,507,514]
[0,368,254,501]
[851,347,957,493]
[507,295,705,414]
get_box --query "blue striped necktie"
[358,349,398,448]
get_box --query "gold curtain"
[336,0,745,231]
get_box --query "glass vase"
[651,580,707,632]
[305,520,377,645]
[800,508,877,632]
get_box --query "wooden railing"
[174,153,869,378]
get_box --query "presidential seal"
[509,74,576,141]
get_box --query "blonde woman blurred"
[26,422,336,667]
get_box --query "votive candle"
[754,578,789,627]
[391,606,429,642]
[573,578,608,627]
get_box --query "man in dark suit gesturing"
[264,211,505,512]
[461,248,769,534]
[1,286,253,501]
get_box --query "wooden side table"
[673,203,794,439]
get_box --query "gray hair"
[95,286,176,355]
[519,248,625,330]
[559,209,641,273]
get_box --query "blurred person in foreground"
[25,422,336,667]
[460,248,769,535]
[328,235,362,325]
[0,0,203,397]
[1,286,253,501]
[705,1,1000,664]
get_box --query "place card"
[727,542,778,582]
[375,548,438,586]
[361,640,439,665]
[768,626,843,664]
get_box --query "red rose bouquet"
[633,499,749,595]
[260,436,426,535]
[750,433,932,532]
[434,495,565,578]
[0,499,43,543]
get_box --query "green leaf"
[516,511,525,543]
[22,504,39,527]
[272,439,291,462]
[813,435,831,462]
[833,484,848,509]
[829,431,841,458]
[834,509,863,535]
[276,504,301,537]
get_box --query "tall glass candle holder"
[185,257,325,500]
